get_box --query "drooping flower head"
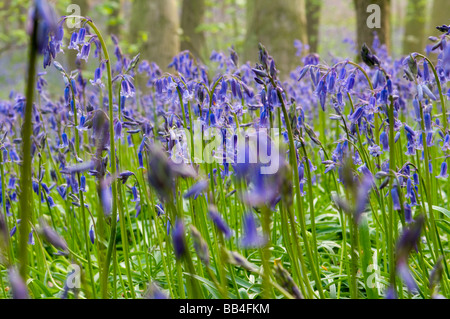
[172,218,186,259]
[396,216,424,293]
[240,213,267,249]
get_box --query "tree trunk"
[130,0,179,71]
[353,0,391,54]
[180,0,206,61]
[306,0,322,53]
[403,0,426,54]
[428,0,450,38]
[244,0,308,76]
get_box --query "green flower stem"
[84,18,119,298]
[272,80,325,299]
[117,84,137,299]
[68,79,97,299]
[299,142,320,269]
[18,17,38,280]
[387,96,397,288]
[415,53,450,281]
[260,205,274,299]
[279,201,307,297]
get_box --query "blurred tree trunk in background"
[403,0,426,54]
[244,0,308,76]
[107,0,122,37]
[306,0,322,53]
[67,0,90,71]
[428,0,450,38]
[130,0,179,71]
[426,0,450,63]
[181,0,206,61]
[353,0,391,54]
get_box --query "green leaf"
[432,205,450,219]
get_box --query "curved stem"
[84,19,119,298]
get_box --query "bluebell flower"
[424,112,432,132]
[8,268,29,299]
[422,84,437,101]
[131,186,138,202]
[172,218,186,259]
[380,131,389,151]
[100,181,112,216]
[10,224,17,237]
[155,204,165,217]
[9,148,19,162]
[351,175,373,223]
[360,43,380,67]
[297,66,309,81]
[183,180,208,200]
[90,68,104,87]
[396,216,424,293]
[117,171,134,185]
[416,84,424,101]
[114,120,123,140]
[406,178,413,198]
[404,203,413,224]
[134,202,141,218]
[441,134,450,151]
[436,162,448,179]
[346,73,355,91]
[349,107,364,123]
[77,27,86,44]
[368,144,382,157]
[77,115,87,132]
[40,219,67,252]
[28,230,35,245]
[89,225,95,244]
[77,42,91,62]
[426,131,434,147]
[138,151,144,169]
[429,257,444,296]
[59,133,69,149]
[146,283,169,299]
[404,124,416,138]
[391,186,401,211]
[339,65,347,80]
[327,70,336,91]
[380,87,388,105]
[366,96,378,114]
[7,176,16,190]
[80,175,86,192]
[68,32,78,50]
[190,225,210,266]
[47,196,56,208]
[385,285,397,299]
[423,60,430,82]
[28,0,58,54]
[240,213,267,248]
[208,205,232,239]
[57,185,67,200]
[120,78,135,98]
